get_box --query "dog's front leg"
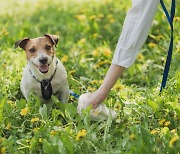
[59,86,69,103]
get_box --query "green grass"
[0,0,180,153]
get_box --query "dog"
[15,34,69,103]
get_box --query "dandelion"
[50,130,58,135]
[6,123,11,130]
[61,55,68,63]
[90,15,96,20]
[109,18,115,23]
[33,127,39,132]
[78,38,86,44]
[76,129,87,141]
[114,102,121,111]
[0,137,5,143]
[174,16,180,21]
[75,15,86,21]
[130,134,136,140]
[169,135,179,147]
[103,48,111,57]
[93,33,99,38]
[137,53,145,61]
[164,121,170,127]
[20,107,29,116]
[159,119,166,126]
[91,80,98,84]
[148,42,156,48]
[157,35,164,40]
[92,49,99,57]
[98,14,104,18]
[1,147,5,154]
[39,138,42,143]
[171,129,176,133]
[31,118,39,123]
[151,129,158,135]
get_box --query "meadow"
[0,0,180,153]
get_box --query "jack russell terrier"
[15,34,69,103]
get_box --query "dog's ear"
[15,38,30,50]
[44,34,59,47]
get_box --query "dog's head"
[15,34,59,74]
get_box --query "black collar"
[29,59,58,100]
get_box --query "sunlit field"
[0,0,180,153]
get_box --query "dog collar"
[29,59,58,100]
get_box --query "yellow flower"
[76,129,87,141]
[151,129,158,135]
[103,48,111,57]
[98,14,104,18]
[90,15,96,20]
[174,16,180,21]
[31,118,39,123]
[61,55,68,63]
[39,138,42,143]
[78,38,86,44]
[0,137,5,143]
[33,127,39,132]
[99,80,103,84]
[159,119,166,126]
[50,130,58,135]
[93,33,99,38]
[137,53,145,61]
[130,134,136,140]
[92,49,99,57]
[6,123,11,130]
[26,139,30,143]
[91,80,98,84]
[114,102,121,111]
[114,84,123,91]
[148,42,156,48]
[164,121,170,127]
[169,135,179,147]
[75,15,86,21]
[109,18,115,23]
[1,147,5,154]
[171,129,176,133]
[20,107,29,116]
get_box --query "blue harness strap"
[160,0,175,92]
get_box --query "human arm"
[78,0,160,110]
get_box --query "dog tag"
[41,80,52,100]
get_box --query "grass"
[0,0,180,153]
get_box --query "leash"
[160,0,175,92]
[70,90,80,99]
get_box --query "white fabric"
[112,0,160,68]
[77,93,117,121]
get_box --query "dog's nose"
[39,57,48,65]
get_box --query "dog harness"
[29,59,58,100]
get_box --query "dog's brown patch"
[24,37,55,60]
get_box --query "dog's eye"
[45,45,51,51]
[29,48,36,53]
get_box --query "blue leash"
[70,90,80,99]
[160,0,175,92]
